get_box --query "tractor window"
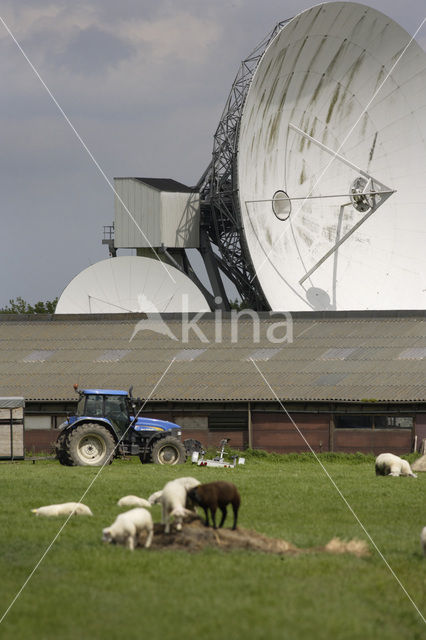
[85,395,104,417]
[76,396,85,416]
[104,395,129,430]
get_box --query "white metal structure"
[236,2,426,311]
[55,256,210,314]
[114,178,200,249]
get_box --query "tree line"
[0,297,58,314]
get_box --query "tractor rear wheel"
[66,423,116,466]
[150,437,186,465]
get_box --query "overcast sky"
[0,0,425,307]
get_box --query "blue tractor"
[55,386,187,466]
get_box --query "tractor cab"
[77,389,131,435]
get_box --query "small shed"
[0,397,25,459]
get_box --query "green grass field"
[0,454,425,640]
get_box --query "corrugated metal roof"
[134,178,195,193]
[0,311,425,403]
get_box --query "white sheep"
[102,508,153,550]
[172,477,201,492]
[174,477,201,512]
[117,495,151,508]
[158,479,196,534]
[32,502,93,517]
[148,477,200,507]
[375,453,417,478]
[421,527,426,556]
[148,490,163,505]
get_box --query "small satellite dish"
[236,2,426,310]
[55,256,210,314]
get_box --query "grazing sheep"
[172,477,201,492]
[421,527,426,556]
[158,479,194,533]
[148,490,163,506]
[102,508,153,550]
[172,477,201,511]
[31,502,93,517]
[148,477,200,508]
[117,495,151,508]
[187,481,240,530]
[375,453,417,478]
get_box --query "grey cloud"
[56,25,136,74]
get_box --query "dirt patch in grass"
[144,515,369,557]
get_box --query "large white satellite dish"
[55,256,210,314]
[226,2,426,311]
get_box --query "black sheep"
[187,481,240,530]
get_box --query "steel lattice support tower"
[198,20,289,310]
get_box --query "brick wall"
[333,429,412,455]
[252,413,330,453]
[25,429,57,454]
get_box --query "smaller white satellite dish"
[55,256,210,314]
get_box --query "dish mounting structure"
[197,20,290,310]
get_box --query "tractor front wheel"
[150,437,186,465]
[66,423,116,466]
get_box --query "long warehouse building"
[0,310,425,456]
